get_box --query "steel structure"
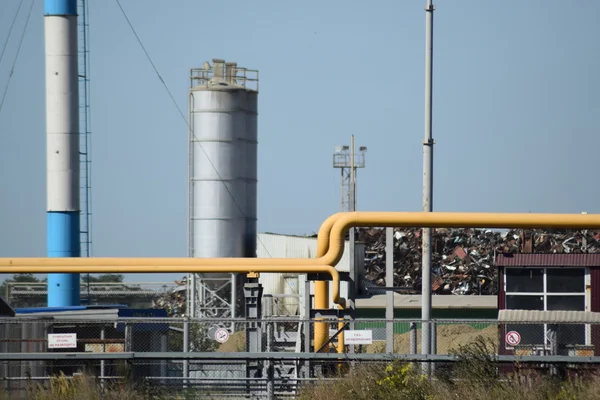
[187,60,258,326]
[77,0,92,260]
[44,0,81,307]
[332,137,366,213]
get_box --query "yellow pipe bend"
[318,211,600,267]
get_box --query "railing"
[1,317,599,399]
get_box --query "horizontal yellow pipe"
[2,212,599,305]
[319,212,600,267]
[0,263,341,305]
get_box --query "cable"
[0,0,24,68]
[113,0,275,259]
[0,0,34,116]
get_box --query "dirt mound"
[216,330,245,352]
[364,324,498,354]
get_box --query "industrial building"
[496,254,600,357]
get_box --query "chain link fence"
[0,317,599,398]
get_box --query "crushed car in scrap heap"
[356,227,600,296]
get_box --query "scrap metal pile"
[356,227,600,295]
[151,278,187,317]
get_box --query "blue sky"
[0,0,599,284]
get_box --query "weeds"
[2,372,168,400]
[300,336,600,400]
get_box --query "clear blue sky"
[0,0,599,284]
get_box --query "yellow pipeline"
[313,213,344,353]
[3,212,600,353]
[0,263,340,301]
[312,211,600,353]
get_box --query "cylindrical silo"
[188,60,258,317]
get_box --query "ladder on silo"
[78,2,93,269]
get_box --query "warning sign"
[505,331,521,347]
[215,328,230,344]
[344,330,373,345]
[48,333,77,349]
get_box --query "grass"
[0,372,172,400]
[300,336,600,400]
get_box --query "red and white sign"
[505,331,521,347]
[214,328,230,344]
[48,333,77,349]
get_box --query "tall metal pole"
[385,227,394,353]
[349,136,356,296]
[421,0,435,371]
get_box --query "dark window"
[504,267,588,348]
[547,268,585,293]
[506,269,543,293]
[506,295,543,310]
[506,324,544,346]
[556,324,585,346]
[547,295,585,311]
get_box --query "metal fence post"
[430,320,437,374]
[386,228,394,354]
[303,278,311,378]
[264,295,274,398]
[410,322,417,354]
[100,327,105,391]
[183,317,189,388]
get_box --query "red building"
[496,254,600,356]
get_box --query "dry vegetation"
[216,330,245,352]
[0,373,171,400]
[301,336,600,400]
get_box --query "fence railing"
[1,317,598,356]
[1,317,599,398]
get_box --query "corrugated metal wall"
[256,233,362,315]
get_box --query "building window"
[504,267,588,348]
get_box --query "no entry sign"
[505,330,521,346]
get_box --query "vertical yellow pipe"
[314,213,340,353]
[337,304,345,354]
[314,280,329,352]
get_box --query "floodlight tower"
[332,136,366,213]
[332,135,366,310]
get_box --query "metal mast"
[78,0,92,259]
[421,0,435,370]
[78,0,93,304]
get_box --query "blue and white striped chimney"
[45,0,80,307]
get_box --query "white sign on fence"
[344,330,373,345]
[48,333,77,349]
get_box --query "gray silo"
[187,59,258,322]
